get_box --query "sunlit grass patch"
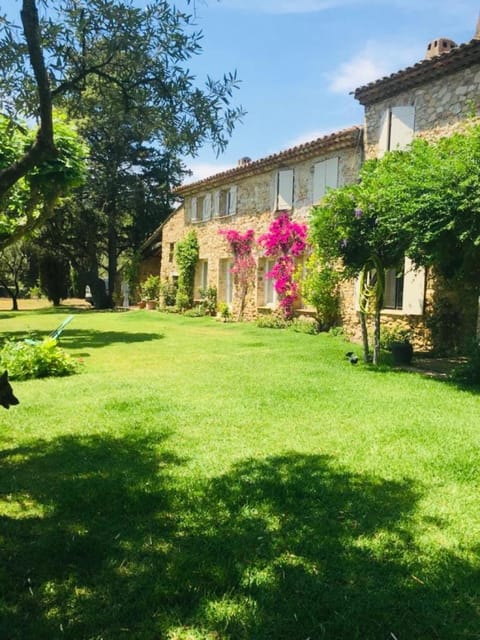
[0,309,479,639]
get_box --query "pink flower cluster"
[218,229,257,310]
[258,212,307,258]
[258,212,308,319]
[218,228,255,258]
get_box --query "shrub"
[299,254,341,330]
[183,307,206,318]
[379,324,412,350]
[290,316,319,335]
[175,290,190,312]
[198,286,217,316]
[141,274,161,301]
[328,326,346,338]
[0,339,80,380]
[256,313,290,329]
[451,341,480,387]
[218,302,232,322]
[159,279,177,307]
[28,283,42,299]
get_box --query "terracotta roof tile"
[354,38,480,106]
[174,125,363,196]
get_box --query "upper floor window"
[313,157,339,203]
[214,186,237,217]
[275,169,294,211]
[191,194,213,222]
[378,106,415,157]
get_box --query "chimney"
[425,37,457,59]
[238,157,252,167]
[475,14,480,39]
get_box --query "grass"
[0,306,479,639]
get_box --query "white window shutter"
[313,161,327,203]
[225,260,233,304]
[191,197,198,222]
[203,194,212,220]
[378,109,391,158]
[228,185,237,215]
[402,257,425,315]
[313,158,339,203]
[213,190,220,217]
[277,169,294,210]
[390,106,415,151]
[325,157,339,191]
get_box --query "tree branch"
[0,0,56,200]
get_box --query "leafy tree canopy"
[310,120,480,361]
[0,0,245,169]
[311,121,480,285]
[0,111,87,247]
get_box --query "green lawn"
[1,308,479,639]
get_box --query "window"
[357,257,425,315]
[191,194,212,222]
[214,186,237,217]
[202,194,212,221]
[378,106,415,157]
[313,157,339,203]
[402,257,425,315]
[168,242,175,262]
[219,258,233,305]
[191,197,198,222]
[195,260,208,295]
[262,258,277,307]
[276,169,294,211]
[383,267,404,310]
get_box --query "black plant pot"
[390,341,414,365]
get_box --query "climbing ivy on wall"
[174,229,199,309]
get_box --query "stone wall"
[363,63,480,158]
[352,61,480,349]
[161,145,361,321]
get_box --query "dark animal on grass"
[345,351,359,365]
[0,371,19,409]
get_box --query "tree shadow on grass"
[0,329,164,350]
[0,440,478,639]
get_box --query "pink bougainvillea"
[219,228,256,320]
[258,212,308,319]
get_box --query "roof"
[354,37,480,106]
[174,125,363,196]
[139,203,183,255]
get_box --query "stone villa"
[144,21,480,346]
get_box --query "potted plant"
[140,274,160,310]
[381,325,414,365]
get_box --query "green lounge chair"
[24,314,74,345]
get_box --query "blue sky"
[183,0,479,182]
[3,0,479,183]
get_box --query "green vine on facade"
[174,229,199,309]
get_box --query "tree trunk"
[0,0,56,199]
[360,311,370,362]
[89,275,109,310]
[373,306,381,365]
